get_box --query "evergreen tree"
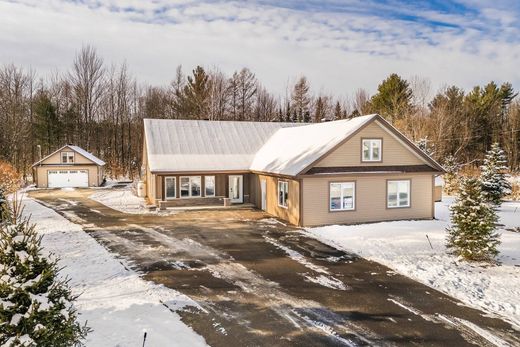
[0,187,6,222]
[33,91,61,154]
[480,143,512,205]
[181,66,210,119]
[369,73,412,122]
[333,101,341,120]
[314,96,324,123]
[285,102,291,122]
[446,177,500,261]
[442,154,460,195]
[0,202,89,346]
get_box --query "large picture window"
[362,139,382,162]
[330,182,355,211]
[205,176,215,197]
[278,180,289,208]
[387,180,410,208]
[165,177,176,199]
[180,176,201,198]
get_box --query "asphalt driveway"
[29,189,520,347]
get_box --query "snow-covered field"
[22,196,207,347]
[306,198,520,328]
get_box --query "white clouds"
[0,0,519,97]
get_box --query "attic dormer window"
[61,151,75,164]
[362,139,382,162]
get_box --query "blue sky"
[1,0,519,99]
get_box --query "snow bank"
[89,185,156,215]
[22,196,207,347]
[306,198,520,328]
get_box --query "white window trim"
[329,182,356,211]
[278,180,289,208]
[61,151,75,164]
[387,180,411,208]
[205,176,216,197]
[165,176,177,200]
[180,176,202,198]
[362,139,382,162]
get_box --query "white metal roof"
[32,145,105,167]
[250,114,378,176]
[143,119,301,172]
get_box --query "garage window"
[387,180,411,208]
[180,176,201,198]
[205,176,215,197]
[330,182,355,211]
[278,180,288,208]
[61,151,75,163]
[165,177,176,199]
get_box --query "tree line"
[0,45,519,179]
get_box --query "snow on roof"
[32,144,105,166]
[144,119,301,172]
[68,145,106,166]
[250,114,378,176]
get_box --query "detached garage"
[32,145,105,188]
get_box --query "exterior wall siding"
[314,121,426,168]
[251,174,300,225]
[302,173,434,226]
[35,165,101,187]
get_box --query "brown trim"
[162,176,165,201]
[299,171,436,179]
[306,164,439,175]
[360,137,383,163]
[386,179,412,209]
[328,180,357,213]
[431,175,436,218]
[152,170,249,175]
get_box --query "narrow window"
[330,182,355,211]
[205,176,215,197]
[387,180,410,208]
[165,177,176,199]
[362,139,382,162]
[278,180,288,208]
[180,177,190,197]
[191,176,201,197]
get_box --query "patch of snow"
[21,196,208,347]
[304,274,348,291]
[306,198,520,328]
[89,186,160,215]
[264,236,328,274]
[61,187,75,191]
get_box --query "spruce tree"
[446,177,500,261]
[480,143,511,205]
[442,154,460,195]
[0,202,89,346]
[0,187,6,222]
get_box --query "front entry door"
[228,175,243,203]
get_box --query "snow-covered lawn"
[89,184,157,214]
[306,198,520,328]
[22,196,207,347]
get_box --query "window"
[278,180,289,208]
[61,151,75,163]
[180,176,201,198]
[387,180,410,208]
[205,176,215,197]
[165,177,176,199]
[330,182,355,211]
[362,139,382,162]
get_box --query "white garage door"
[48,170,89,188]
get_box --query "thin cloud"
[0,0,519,97]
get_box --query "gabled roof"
[32,145,105,167]
[250,114,378,176]
[144,114,444,176]
[143,119,302,172]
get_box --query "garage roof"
[32,145,105,167]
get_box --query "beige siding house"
[32,145,105,188]
[142,115,444,226]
